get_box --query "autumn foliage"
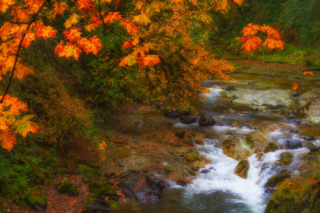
[0,0,289,151]
[237,23,285,53]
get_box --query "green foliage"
[26,189,46,206]
[58,180,79,196]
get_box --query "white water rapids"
[172,87,314,213]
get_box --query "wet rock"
[227,108,236,114]
[280,152,294,166]
[286,139,302,149]
[300,135,316,141]
[182,138,195,146]
[220,89,294,110]
[241,123,252,129]
[175,130,185,138]
[225,85,235,91]
[302,141,315,149]
[164,108,189,118]
[292,92,299,98]
[86,202,111,213]
[302,97,320,125]
[309,146,320,153]
[222,135,256,160]
[234,159,250,179]
[194,138,205,145]
[198,114,216,126]
[200,169,210,174]
[265,177,316,213]
[287,112,295,120]
[117,171,165,202]
[264,170,290,188]
[176,180,189,186]
[179,115,197,124]
[190,160,205,171]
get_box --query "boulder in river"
[279,152,294,166]
[225,85,235,91]
[286,139,302,149]
[234,159,250,179]
[264,169,290,188]
[164,108,189,118]
[222,135,256,160]
[198,114,216,126]
[220,88,295,110]
[180,115,197,124]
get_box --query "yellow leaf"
[135,1,144,10]
[64,14,80,29]
[133,13,151,25]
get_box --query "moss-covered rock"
[264,143,279,153]
[222,135,256,160]
[280,152,294,166]
[58,179,79,196]
[88,181,116,196]
[265,170,291,188]
[26,189,46,211]
[77,164,100,180]
[184,151,200,163]
[234,159,250,179]
[265,177,315,213]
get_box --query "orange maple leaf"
[309,178,316,185]
[63,28,82,43]
[2,94,28,116]
[292,81,298,90]
[137,55,161,68]
[120,19,140,35]
[263,38,285,50]
[133,12,151,25]
[304,71,313,77]
[0,129,17,152]
[103,12,122,25]
[77,36,102,55]
[122,38,139,48]
[63,43,82,60]
[52,2,67,19]
[238,36,262,52]
[242,23,260,36]
[34,23,57,39]
[0,0,15,13]
[119,55,137,67]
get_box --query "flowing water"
[135,74,320,213]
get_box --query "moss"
[88,181,116,196]
[264,143,278,153]
[164,164,173,173]
[77,164,100,180]
[282,158,291,165]
[265,178,311,213]
[58,180,79,196]
[185,151,200,163]
[88,193,96,203]
[26,189,46,206]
